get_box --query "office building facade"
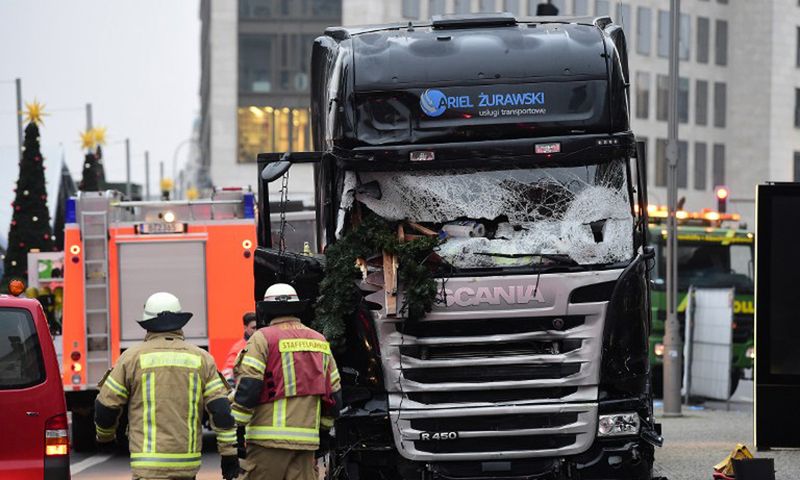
[199,0,341,202]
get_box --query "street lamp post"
[663,0,683,417]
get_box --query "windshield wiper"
[475,252,578,265]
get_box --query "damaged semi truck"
[255,13,662,480]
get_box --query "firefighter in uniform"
[94,292,240,480]
[232,283,342,480]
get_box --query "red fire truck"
[60,189,256,450]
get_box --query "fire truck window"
[0,308,45,390]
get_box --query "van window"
[0,308,45,389]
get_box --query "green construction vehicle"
[647,205,754,397]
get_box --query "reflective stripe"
[282,352,297,396]
[241,355,266,374]
[278,338,331,354]
[330,367,340,384]
[232,406,253,424]
[204,377,225,397]
[245,425,320,443]
[105,376,128,398]
[315,397,321,429]
[130,452,202,469]
[187,372,200,452]
[272,397,288,427]
[217,429,237,444]
[320,417,334,429]
[142,372,156,452]
[96,425,116,436]
[140,352,201,370]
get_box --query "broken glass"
[339,159,634,268]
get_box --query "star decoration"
[23,100,48,125]
[92,126,107,146]
[80,130,96,150]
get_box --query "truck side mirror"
[261,159,291,183]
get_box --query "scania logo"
[442,285,547,307]
[420,89,447,117]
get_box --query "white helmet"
[259,283,307,322]
[263,283,300,302]
[138,292,193,332]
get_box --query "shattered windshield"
[340,158,634,269]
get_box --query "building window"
[795,89,800,127]
[655,138,668,187]
[715,19,728,66]
[430,0,446,15]
[637,7,651,55]
[695,79,708,125]
[616,3,631,30]
[697,17,710,64]
[678,141,688,189]
[530,0,565,14]
[714,82,726,128]
[680,13,690,60]
[239,33,315,95]
[239,0,341,19]
[797,27,800,67]
[503,0,519,14]
[679,77,689,124]
[658,11,689,59]
[713,144,725,186]
[574,0,588,15]
[657,10,669,57]
[794,152,800,182]
[656,74,669,121]
[695,142,707,190]
[454,0,471,13]
[595,0,610,16]
[479,0,496,12]
[402,0,420,18]
[238,107,311,163]
[239,35,273,93]
[635,72,650,119]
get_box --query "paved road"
[72,381,798,480]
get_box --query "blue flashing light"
[243,192,255,219]
[66,197,77,224]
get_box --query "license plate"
[136,223,186,234]
[419,431,459,441]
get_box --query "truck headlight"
[598,413,640,437]
[654,343,665,357]
[746,346,755,359]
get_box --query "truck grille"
[406,387,579,405]
[370,269,623,461]
[403,363,581,384]
[415,435,577,454]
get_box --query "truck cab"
[256,13,660,479]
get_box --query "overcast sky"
[0,0,200,245]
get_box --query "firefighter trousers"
[242,444,316,480]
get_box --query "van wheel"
[71,409,96,452]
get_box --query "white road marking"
[70,454,113,475]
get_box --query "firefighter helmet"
[138,291,193,332]
[258,283,308,323]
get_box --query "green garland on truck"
[313,215,440,344]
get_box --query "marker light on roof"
[410,151,435,162]
[535,142,561,154]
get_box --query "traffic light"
[715,186,729,213]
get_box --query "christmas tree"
[93,126,108,187]
[78,129,103,191]
[1,101,55,287]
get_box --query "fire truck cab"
[61,189,257,450]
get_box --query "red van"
[0,294,70,479]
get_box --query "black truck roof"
[326,15,612,91]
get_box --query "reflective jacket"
[222,337,247,384]
[232,316,341,450]
[95,330,237,478]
